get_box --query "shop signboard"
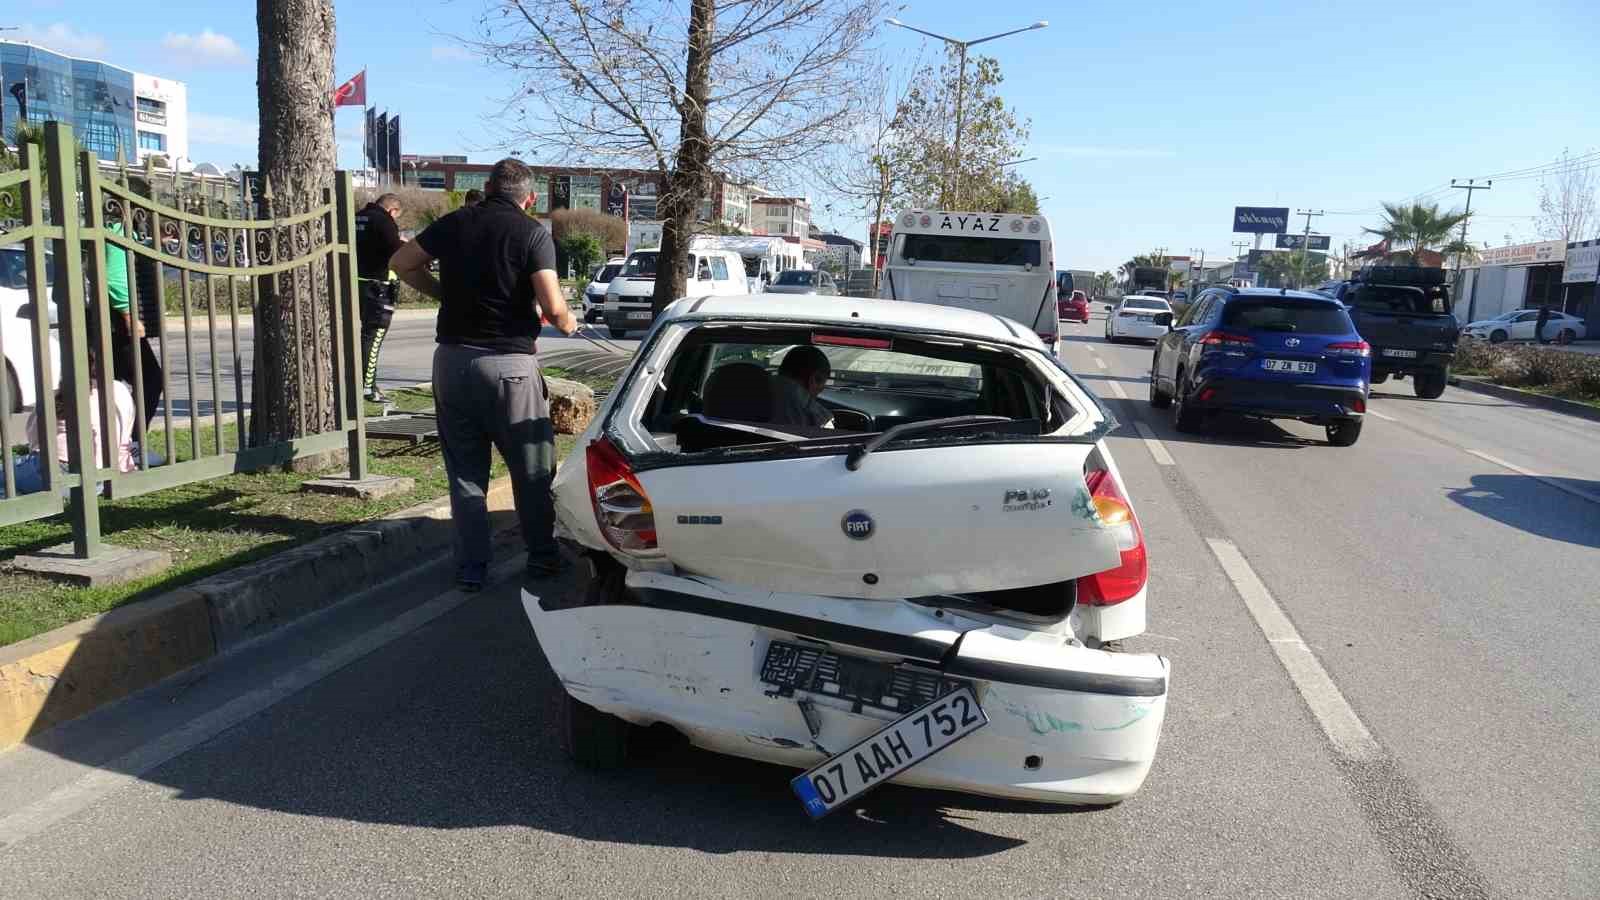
[1477,239,1566,268]
[1562,241,1600,284]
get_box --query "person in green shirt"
[105,210,163,436]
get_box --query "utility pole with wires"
[1294,209,1323,288]
[1451,178,1491,322]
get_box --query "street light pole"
[1450,178,1491,321]
[886,17,1047,209]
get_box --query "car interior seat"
[701,362,774,423]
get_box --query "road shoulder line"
[1204,538,1380,761]
[1133,422,1175,466]
[1466,449,1600,505]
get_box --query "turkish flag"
[332,70,366,107]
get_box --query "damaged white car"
[522,295,1169,817]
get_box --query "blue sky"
[9,0,1597,270]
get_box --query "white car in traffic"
[1105,295,1173,343]
[1,247,60,415]
[581,257,625,324]
[1462,309,1586,344]
[522,294,1169,815]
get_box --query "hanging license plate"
[791,684,987,819]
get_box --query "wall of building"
[132,73,187,163]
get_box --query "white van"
[689,235,802,293]
[878,210,1058,352]
[602,247,747,338]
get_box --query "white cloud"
[1036,145,1178,160]
[12,23,107,56]
[162,29,249,66]
[189,113,258,149]
[430,44,473,63]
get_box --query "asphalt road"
[1,310,1596,898]
[148,309,638,419]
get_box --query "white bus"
[878,210,1058,351]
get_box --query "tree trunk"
[653,0,715,314]
[253,0,337,448]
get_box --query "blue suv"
[1149,287,1371,446]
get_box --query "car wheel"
[1149,367,1171,409]
[560,689,631,769]
[1371,372,1389,385]
[1326,418,1363,447]
[1489,330,1507,344]
[1413,369,1447,399]
[1170,371,1203,433]
[609,328,627,340]
[1559,328,1577,345]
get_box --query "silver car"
[763,269,839,296]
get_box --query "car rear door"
[634,441,1125,600]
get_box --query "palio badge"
[1003,488,1053,512]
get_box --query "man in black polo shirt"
[389,159,578,591]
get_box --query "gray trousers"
[432,344,558,567]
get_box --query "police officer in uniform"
[354,193,405,402]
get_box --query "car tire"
[1371,372,1389,385]
[560,689,631,769]
[1149,368,1171,408]
[1559,328,1576,345]
[1413,369,1447,399]
[1171,372,1203,433]
[1489,330,1507,344]
[609,328,627,340]
[1326,418,1363,447]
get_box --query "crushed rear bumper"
[522,568,1169,805]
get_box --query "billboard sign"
[1233,206,1290,234]
[606,182,629,218]
[1276,233,1331,251]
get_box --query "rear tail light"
[1077,466,1147,606]
[1351,395,1366,413]
[1199,330,1254,348]
[1326,340,1371,358]
[586,437,660,556]
[1197,387,1217,402]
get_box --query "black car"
[1316,267,1458,399]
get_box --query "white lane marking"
[1106,380,1128,400]
[1094,357,1108,370]
[1133,422,1176,466]
[1206,539,1381,761]
[1466,450,1600,506]
[1366,409,1398,422]
[0,556,527,851]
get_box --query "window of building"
[136,96,167,126]
[572,175,602,210]
[137,130,166,152]
[414,171,447,190]
[452,171,489,192]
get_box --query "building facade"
[0,41,187,163]
[401,160,759,229]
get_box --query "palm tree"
[1095,271,1114,298]
[1364,202,1473,264]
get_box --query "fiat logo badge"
[841,510,874,540]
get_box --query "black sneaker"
[524,553,572,580]
[456,561,487,593]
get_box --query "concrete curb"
[0,477,514,752]
[1449,376,1600,425]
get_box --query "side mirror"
[1104,304,1114,312]
[1154,312,1173,327]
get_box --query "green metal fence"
[0,121,367,558]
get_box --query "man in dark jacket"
[389,160,578,591]
[1535,304,1552,344]
[354,193,405,401]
